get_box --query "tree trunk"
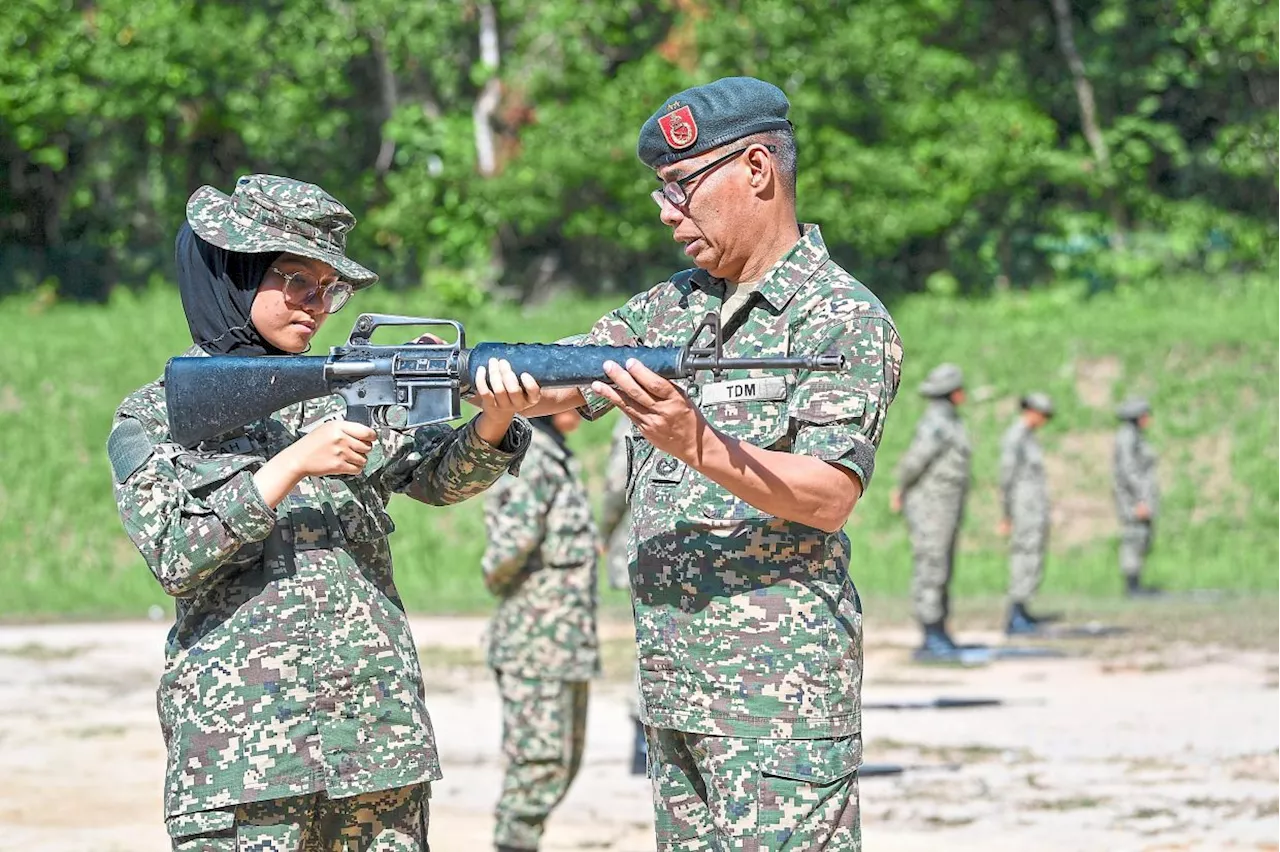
[1048,0,1127,247]
[370,27,400,175]
[473,0,501,177]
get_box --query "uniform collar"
[688,223,828,312]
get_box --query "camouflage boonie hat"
[1022,392,1055,417]
[186,174,377,288]
[919,363,964,398]
[1115,396,1150,421]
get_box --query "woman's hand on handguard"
[473,357,542,447]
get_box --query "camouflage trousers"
[494,671,589,850]
[168,784,430,852]
[1119,520,1153,579]
[906,518,960,625]
[647,727,862,851]
[1008,513,1049,604]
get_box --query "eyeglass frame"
[650,143,778,208]
[271,265,355,314]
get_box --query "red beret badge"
[658,105,698,150]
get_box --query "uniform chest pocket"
[326,476,397,544]
[703,398,791,449]
[542,483,598,566]
[173,453,261,498]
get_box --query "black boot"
[1006,602,1039,636]
[1125,575,1163,597]
[913,621,961,662]
[630,717,648,776]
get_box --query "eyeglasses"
[272,266,354,313]
[650,144,777,208]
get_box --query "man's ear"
[746,145,772,191]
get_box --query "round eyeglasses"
[272,266,354,313]
[650,144,777,208]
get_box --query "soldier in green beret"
[998,392,1055,634]
[106,175,542,851]
[526,76,903,850]
[891,363,971,661]
[1113,397,1161,596]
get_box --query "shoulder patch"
[107,418,155,484]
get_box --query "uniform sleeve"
[381,416,532,505]
[575,290,653,421]
[1111,427,1141,501]
[1137,440,1159,507]
[480,458,551,596]
[786,316,903,490]
[999,427,1022,520]
[108,415,276,597]
[895,420,945,493]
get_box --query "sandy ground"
[1,600,1276,852]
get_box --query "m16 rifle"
[165,312,846,447]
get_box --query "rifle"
[165,311,846,448]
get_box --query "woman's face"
[251,253,340,353]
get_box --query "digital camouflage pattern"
[1114,419,1159,579]
[168,783,429,851]
[600,415,633,593]
[999,417,1050,604]
[600,415,640,722]
[895,399,971,625]
[108,345,530,823]
[493,673,589,850]
[480,424,601,681]
[577,225,903,740]
[648,728,861,849]
[186,175,378,287]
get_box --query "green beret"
[919,363,964,398]
[1115,397,1151,420]
[637,77,793,170]
[1022,392,1055,417]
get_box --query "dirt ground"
[1,598,1276,852]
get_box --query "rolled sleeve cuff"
[794,428,877,490]
[575,385,615,421]
[206,470,276,543]
[461,415,532,476]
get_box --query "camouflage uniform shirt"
[1114,422,1159,521]
[579,225,903,739]
[999,418,1049,523]
[108,347,530,821]
[481,425,601,680]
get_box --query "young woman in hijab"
[107,175,539,851]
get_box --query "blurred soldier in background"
[481,411,601,852]
[891,363,971,662]
[998,393,1054,634]
[599,414,647,775]
[1114,397,1161,597]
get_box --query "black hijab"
[530,415,573,457]
[175,222,283,356]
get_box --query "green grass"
[0,270,1275,618]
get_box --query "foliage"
[0,270,1274,618]
[1,0,1275,301]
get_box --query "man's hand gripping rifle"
[164,312,847,448]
